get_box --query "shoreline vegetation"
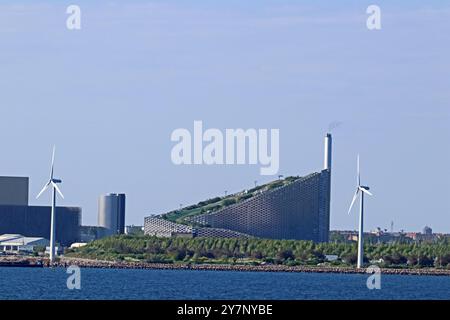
[1,256,450,276]
[2,235,450,276]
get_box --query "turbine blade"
[36,182,50,199]
[51,182,64,199]
[348,189,360,215]
[50,145,56,180]
[357,154,361,186]
[360,187,373,196]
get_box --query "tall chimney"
[324,133,332,170]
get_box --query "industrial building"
[125,225,144,235]
[0,234,49,254]
[79,225,109,242]
[188,171,330,242]
[144,133,332,242]
[0,176,29,206]
[0,176,81,246]
[98,193,126,236]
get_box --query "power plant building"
[98,193,126,236]
[0,176,29,206]
[188,171,330,242]
[144,133,332,242]
[0,176,81,246]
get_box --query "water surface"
[0,267,448,300]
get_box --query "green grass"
[161,176,301,224]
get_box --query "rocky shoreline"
[1,256,450,276]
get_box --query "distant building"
[70,243,87,249]
[0,176,29,206]
[423,226,433,235]
[0,177,81,246]
[406,232,420,241]
[331,229,443,244]
[125,225,144,236]
[45,246,62,255]
[98,193,126,236]
[0,205,81,246]
[79,226,109,242]
[407,226,436,242]
[0,234,49,254]
[325,255,339,262]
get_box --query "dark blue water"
[0,267,449,300]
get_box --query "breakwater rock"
[1,256,449,276]
[58,257,450,276]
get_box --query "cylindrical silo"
[98,193,126,236]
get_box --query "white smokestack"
[324,133,332,170]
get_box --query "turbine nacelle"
[36,146,64,200]
[358,186,372,196]
[348,155,373,215]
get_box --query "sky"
[0,1,449,232]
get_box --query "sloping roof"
[0,234,49,246]
[160,175,307,224]
[0,234,23,242]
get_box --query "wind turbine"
[348,155,372,269]
[36,146,64,263]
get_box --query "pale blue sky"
[0,1,449,232]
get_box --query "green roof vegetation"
[160,176,301,224]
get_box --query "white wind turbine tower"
[36,146,64,263]
[348,155,372,269]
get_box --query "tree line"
[66,235,450,268]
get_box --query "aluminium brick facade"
[188,170,331,242]
[144,170,331,242]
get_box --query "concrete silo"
[98,193,126,236]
